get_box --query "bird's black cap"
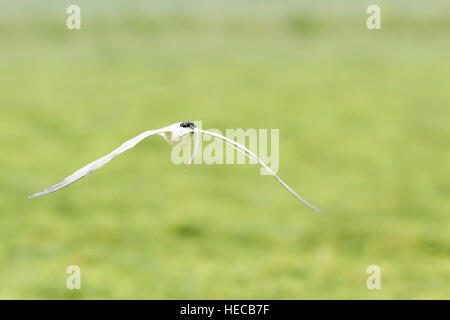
[180,121,196,128]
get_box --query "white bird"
[28,121,319,212]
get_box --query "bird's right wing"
[28,128,168,199]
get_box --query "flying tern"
[28,121,319,212]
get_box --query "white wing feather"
[196,129,319,212]
[28,129,166,199]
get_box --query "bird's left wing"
[28,128,168,199]
[195,129,320,212]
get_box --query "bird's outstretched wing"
[195,129,320,212]
[28,129,167,199]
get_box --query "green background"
[0,0,449,299]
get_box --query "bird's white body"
[28,121,319,212]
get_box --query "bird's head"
[178,121,196,139]
[159,121,196,144]
[180,121,196,130]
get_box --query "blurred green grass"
[0,1,449,299]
